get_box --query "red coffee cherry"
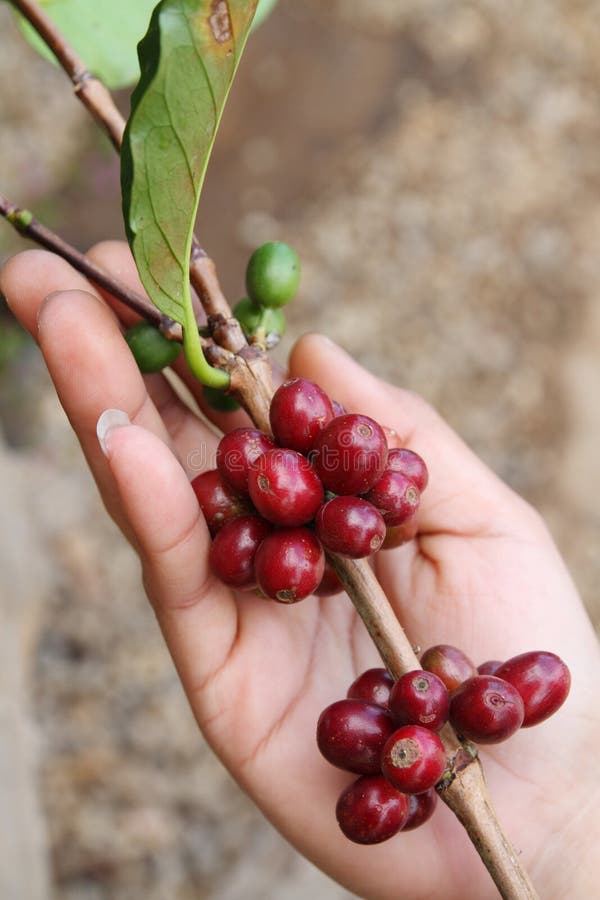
[336,775,410,844]
[313,562,344,597]
[364,470,420,526]
[312,414,388,495]
[317,699,396,775]
[209,515,271,590]
[315,496,385,558]
[347,668,394,710]
[269,377,334,453]
[382,425,402,449]
[420,644,477,693]
[254,527,324,603]
[495,651,571,727]
[381,725,446,794]
[449,675,524,744]
[382,517,419,549]
[387,448,429,492]
[402,788,438,832]
[248,449,323,526]
[191,469,251,536]
[216,428,275,495]
[478,660,504,677]
[389,670,449,732]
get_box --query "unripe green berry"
[203,385,241,412]
[234,297,285,347]
[124,321,181,373]
[233,297,262,333]
[245,241,300,309]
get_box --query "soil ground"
[1,2,599,898]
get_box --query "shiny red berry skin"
[336,775,410,844]
[216,428,276,495]
[402,788,438,832]
[269,377,335,453]
[478,660,503,677]
[254,527,324,602]
[315,496,385,558]
[420,644,477,693]
[314,562,344,597]
[347,668,394,709]
[389,670,449,731]
[387,448,429,492]
[495,651,571,727]
[248,449,324,526]
[450,675,524,743]
[208,515,271,590]
[317,699,396,774]
[381,725,446,794]
[382,517,419,549]
[364,470,420,526]
[312,414,388,495]
[382,425,402,449]
[191,469,251,536]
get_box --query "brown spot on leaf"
[209,0,232,44]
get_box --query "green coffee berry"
[234,297,285,347]
[245,241,300,309]
[233,297,263,334]
[124,321,181,373]
[203,385,241,412]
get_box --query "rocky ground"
[1,1,599,898]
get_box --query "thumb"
[289,334,533,536]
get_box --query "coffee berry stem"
[441,755,538,900]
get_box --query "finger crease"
[146,507,204,561]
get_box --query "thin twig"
[190,246,247,352]
[11,0,125,150]
[0,194,179,338]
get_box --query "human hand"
[2,241,599,900]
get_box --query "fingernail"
[96,409,131,457]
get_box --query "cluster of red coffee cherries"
[191,377,427,601]
[318,644,570,844]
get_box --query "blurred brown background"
[1,1,599,897]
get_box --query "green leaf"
[14,0,158,89]
[121,0,257,388]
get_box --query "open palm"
[3,242,599,900]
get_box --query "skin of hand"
[1,241,599,900]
